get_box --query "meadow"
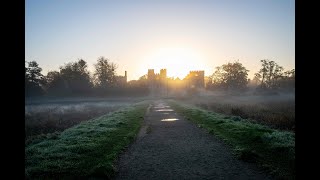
[25,93,295,179]
[25,97,146,144]
[25,100,150,179]
[177,92,295,131]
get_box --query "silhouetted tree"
[283,69,295,79]
[139,74,148,81]
[126,74,150,96]
[278,69,295,89]
[25,61,45,96]
[44,71,68,95]
[93,56,117,89]
[254,59,284,89]
[59,59,93,95]
[44,59,92,96]
[209,61,249,91]
[210,66,224,88]
[248,73,261,88]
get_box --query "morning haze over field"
[25,0,295,179]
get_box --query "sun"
[143,47,205,79]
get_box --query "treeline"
[25,57,295,97]
[25,57,149,97]
[206,60,295,93]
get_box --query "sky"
[25,0,295,81]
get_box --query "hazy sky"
[26,0,295,81]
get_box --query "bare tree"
[255,59,284,89]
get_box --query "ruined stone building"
[115,71,127,87]
[146,69,204,96]
[147,69,167,96]
[184,70,205,89]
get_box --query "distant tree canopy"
[26,58,151,97]
[25,58,294,97]
[60,59,92,94]
[279,69,295,89]
[208,61,249,91]
[44,59,92,95]
[138,74,148,88]
[25,61,45,96]
[94,56,117,89]
[123,74,149,95]
[44,71,65,95]
[254,59,294,90]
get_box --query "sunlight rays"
[142,47,206,79]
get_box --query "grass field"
[25,101,149,179]
[168,99,295,179]
[25,94,295,179]
[177,93,295,131]
[25,100,139,143]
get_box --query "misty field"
[25,97,146,143]
[177,92,295,131]
[25,101,149,179]
[25,94,295,179]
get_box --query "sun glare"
[143,47,205,79]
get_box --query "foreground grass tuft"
[168,100,295,179]
[25,101,149,179]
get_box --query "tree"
[25,61,44,84]
[45,71,61,86]
[138,74,149,89]
[278,68,295,89]
[254,59,284,89]
[25,61,45,96]
[283,69,295,79]
[211,66,224,86]
[252,73,262,85]
[210,61,249,91]
[93,56,117,88]
[44,71,67,95]
[59,59,93,94]
[126,74,150,96]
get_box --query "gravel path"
[114,100,272,180]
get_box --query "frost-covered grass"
[25,101,149,179]
[25,101,134,141]
[168,100,295,179]
[178,94,295,131]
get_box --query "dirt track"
[114,100,272,179]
